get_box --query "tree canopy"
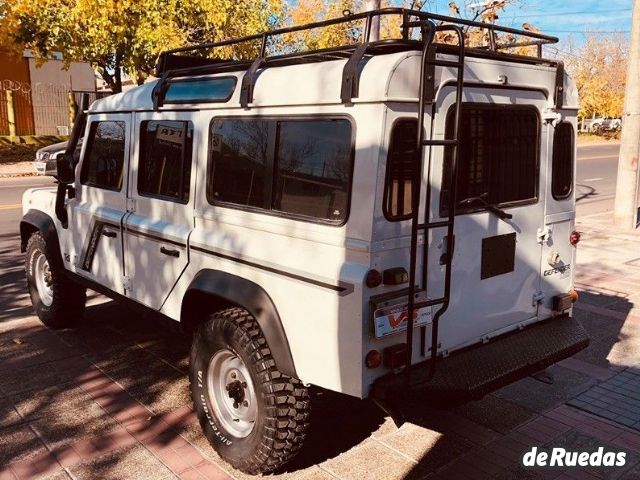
[0,0,283,92]
[563,33,628,119]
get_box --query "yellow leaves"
[565,33,627,118]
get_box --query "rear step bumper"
[371,315,589,402]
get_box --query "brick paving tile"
[434,458,494,480]
[143,430,190,452]
[174,443,207,469]
[612,431,640,453]
[180,469,207,480]
[554,471,601,480]
[51,445,83,468]
[0,469,17,480]
[157,447,193,474]
[559,358,616,382]
[195,462,231,480]
[8,451,61,480]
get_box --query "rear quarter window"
[552,122,574,200]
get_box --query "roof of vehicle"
[89,49,577,113]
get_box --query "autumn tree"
[562,33,628,119]
[0,0,284,92]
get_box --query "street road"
[576,142,620,218]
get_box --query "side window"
[441,105,539,216]
[273,119,352,222]
[208,119,270,209]
[138,120,193,203]
[208,117,354,224]
[80,121,126,191]
[383,119,418,221]
[552,123,574,200]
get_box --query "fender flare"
[20,210,61,260]
[183,269,297,379]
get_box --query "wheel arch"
[20,210,61,261]
[181,269,297,378]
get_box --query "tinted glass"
[80,121,126,190]
[383,119,418,221]
[208,119,270,209]
[441,105,539,215]
[165,78,236,103]
[138,120,193,202]
[552,122,574,200]
[273,120,352,222]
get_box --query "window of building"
[383,119,418,221]
[441,105,539,216]
[552,122,574,200]
[80,121,126,190]
[208,117,353,224]
[138,120,193,202]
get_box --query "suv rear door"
[122,112,196,308]
[427,88,549,351]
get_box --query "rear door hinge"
[123,275,132,292]
[532,290,545,306]
[537,225,552,244]
[126,198,136,213]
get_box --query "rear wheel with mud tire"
[189,307,309,474]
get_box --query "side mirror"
[56,153,75,184]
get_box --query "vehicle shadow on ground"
[1,278,636,478]
[0,232,34,322]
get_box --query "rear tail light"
[365,269,382,288]
[569,231,581,246]
[568,289,579,303]
[365,350,382,369]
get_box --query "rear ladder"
[403,21,465,384]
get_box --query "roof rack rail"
[152,7,559,108]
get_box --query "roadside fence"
[0,80,109,137]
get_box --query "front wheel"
[25,232,86,328]
[189,307,309,474]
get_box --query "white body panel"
[22,49,579,399]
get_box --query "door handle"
[160,246,180,258]
[102,229,117,238]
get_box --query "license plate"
[374,303,432,338]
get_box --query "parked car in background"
[583,117,622,133]
[32,139,83,177]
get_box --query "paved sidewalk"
[1,211,640,480]
[0,161,37,178]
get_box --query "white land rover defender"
[21,8,588,475]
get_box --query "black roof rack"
[153,7,559,108]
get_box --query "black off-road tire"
[25,231,86,328]
[189,307,310,474]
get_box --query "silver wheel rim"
[34,253,54,307]
[207,349,257,438]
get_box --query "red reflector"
[365,350,382,369]
[383,343,407,369]
[366,269,382,288]
[570,231,581,246]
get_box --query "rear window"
[138,120,193,203]
[441,105,539,216]
[552,122,574,200]
[208,117,354,224]
[383,119,418,221]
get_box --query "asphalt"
[576,143,621,218]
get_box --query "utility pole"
[365,0,381,42]
[614,0,640,229]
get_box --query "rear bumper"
[371,315,589,402]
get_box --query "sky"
[422,0,633,41]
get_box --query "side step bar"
[372,315,589,402]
